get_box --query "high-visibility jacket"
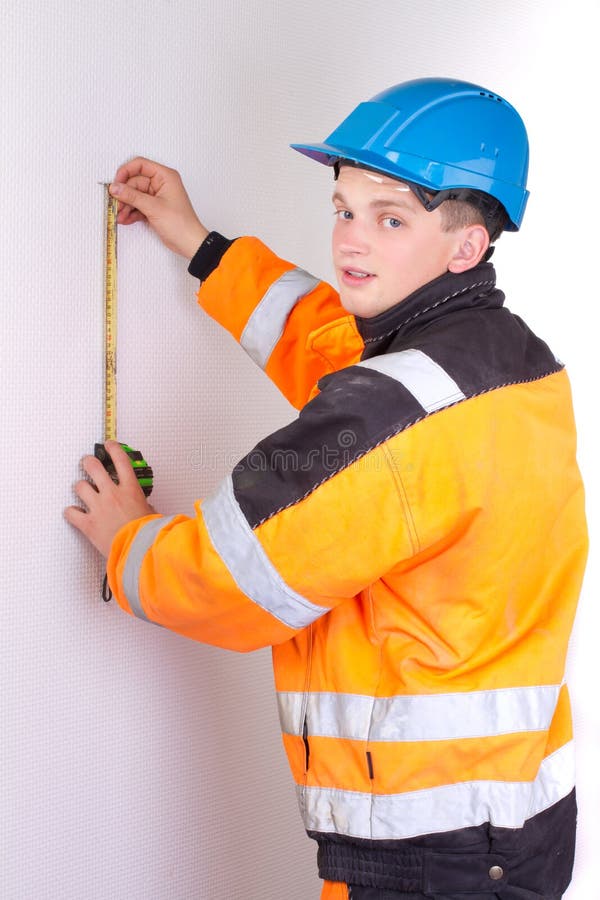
[107,234,587,897]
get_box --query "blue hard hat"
[291,77,529,231]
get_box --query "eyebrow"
[331,190,417,215]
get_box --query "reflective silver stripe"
[122,516,177,623]
[240,267,320,369]
[278,685,561,741]
[298,740,575,839]
[202,475,329,629]
[358,349,465,412]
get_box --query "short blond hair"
[434,194,508,243]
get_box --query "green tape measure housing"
[94,442,154,496]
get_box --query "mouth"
[341,268,375,286]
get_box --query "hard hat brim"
[290,141,528,231]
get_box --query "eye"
[334,209,353,221]
[383,216,402,229]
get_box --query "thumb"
[109,181,155,219]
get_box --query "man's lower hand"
[65,440,156,558]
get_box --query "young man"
[65,78,588,899]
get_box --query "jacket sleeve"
[106,371,417,652]
[193,234,364,409]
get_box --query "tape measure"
[103,184,118,443]
[94,184,153,498]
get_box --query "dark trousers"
[348,889,562,900]
[349,892,502,900]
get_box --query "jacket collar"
[355,262,505,359]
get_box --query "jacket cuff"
[187,231,235,281]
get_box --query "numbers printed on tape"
[104,186,118,442]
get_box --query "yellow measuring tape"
[103,184,118,442]
[96,183,153,502]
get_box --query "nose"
[333,217,370,256]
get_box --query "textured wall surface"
[1,1,597,897]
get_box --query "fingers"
[111,159,172,215]
[110,162,169,219]
[66,455,114,518]
[82,453,113,489]
[110,156,208,256]
[113,174,154,225]
[123,174,154,194]
[113,156,173,185]
[116,206,146,226]
[109,181,154,219]
[65,445,156,557]
[104,441,142,491]
[73,477,99,508]
[64,503,98,543]
[70,446,139,509]
[64,503,88,528]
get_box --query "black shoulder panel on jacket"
[232,364,424,529]
[404,306,561,398]
[232,301,563,530]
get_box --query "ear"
[447,225,490,273]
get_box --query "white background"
[1,1,597,897]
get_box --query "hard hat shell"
[291,77,529,231]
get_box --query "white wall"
[1,1,597,897]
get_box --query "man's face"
[331,166,460,318]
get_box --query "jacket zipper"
[300,624,313,777]
[302,716,310,772]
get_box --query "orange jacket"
[108,236,587,895]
